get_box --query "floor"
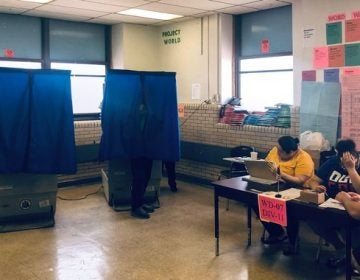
[0,179,352,280]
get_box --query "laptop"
[242,160,278,185]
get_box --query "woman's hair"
[335,139,357,157]
[278,136,299,153]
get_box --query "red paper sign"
[258,194,287,226]
[261,39,269,54]
[4,48,15,58]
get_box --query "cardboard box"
[299,189,325,204]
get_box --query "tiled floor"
[0,180,351,279]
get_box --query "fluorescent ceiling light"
[118,9,183,20]
[20,0,53,3]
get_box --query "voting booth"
[99,70,180,211]
[0,68,76,232]
[102,160,162,211]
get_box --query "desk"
[212,177,354,280]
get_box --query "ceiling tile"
[24,9,91,22]
[243,0,289,9]
[0,6,26,14]
[50,0,126,13]
[0,0,41,9]
[159,0,233,11]
[139,2,206,16]
[93,13,161,25]
[85,0,149,7]
[31,4,109,17]
[217,5,257,14]
[210,0,262,4]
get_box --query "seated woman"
[253,135,314,255]
[307,139,360,270]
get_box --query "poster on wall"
[345,18,360,42]
[341,74,360,147]
[326,22,342,45]
[324,69,340,83]
[313,47,329,68]
[300,81,340,146]
[302,70,316,81]
[345,43,360,66]
[303,28,316,48]
[328,45,344,67]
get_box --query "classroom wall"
[111,14,233,104]
[111,23,159,70]
[292,0,360,105]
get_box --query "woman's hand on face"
[342,152,356,169]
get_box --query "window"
[51,63,105,115]
[239,56,293,112]
[234,6,293,112]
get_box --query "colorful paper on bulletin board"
[313,47,329,68]
[261,39,269,54]
[326,22,342,45]
[343,67,360,75]
[329,45,344,67]
[302,70,316,81]
[345,19,360,42]
[178,104,184,118]
[341,74,360,148]
[300,81,340,146]
[345,43,360,66]
[258,194,287,227]
[324,69,340,83]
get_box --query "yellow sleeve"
[295,151,314,177]
[265,147,279,164]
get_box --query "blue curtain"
[0,68,30,172]
[99,70,180,161]
[27,70,77,173]
[0,67,76,174]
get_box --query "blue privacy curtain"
[0,67,76,174]
[0,68,30,172]
[99,70,180,161]
[27,70,77,173]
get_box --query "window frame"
[0,14,110,121]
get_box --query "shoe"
[141,204,154,213]
[131,207,150,219]
[170,185,178,192]
[283,242,300,256]
[261,234,287,245]
[353,267,360,277]
[326,256,346,268]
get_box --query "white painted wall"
[292,0,360,105]
[111,23,159,70]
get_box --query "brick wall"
[58,105,301,185]
[57,120,106,184]
[177,104,300,182]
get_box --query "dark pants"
[131,157,153,210]
[252,205,299,246]
[163,161,176,188]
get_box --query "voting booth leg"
[215,191,219,256]
[247,205,252,246]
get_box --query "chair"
[218,145,254,210]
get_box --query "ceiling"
[0,0,292,25]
